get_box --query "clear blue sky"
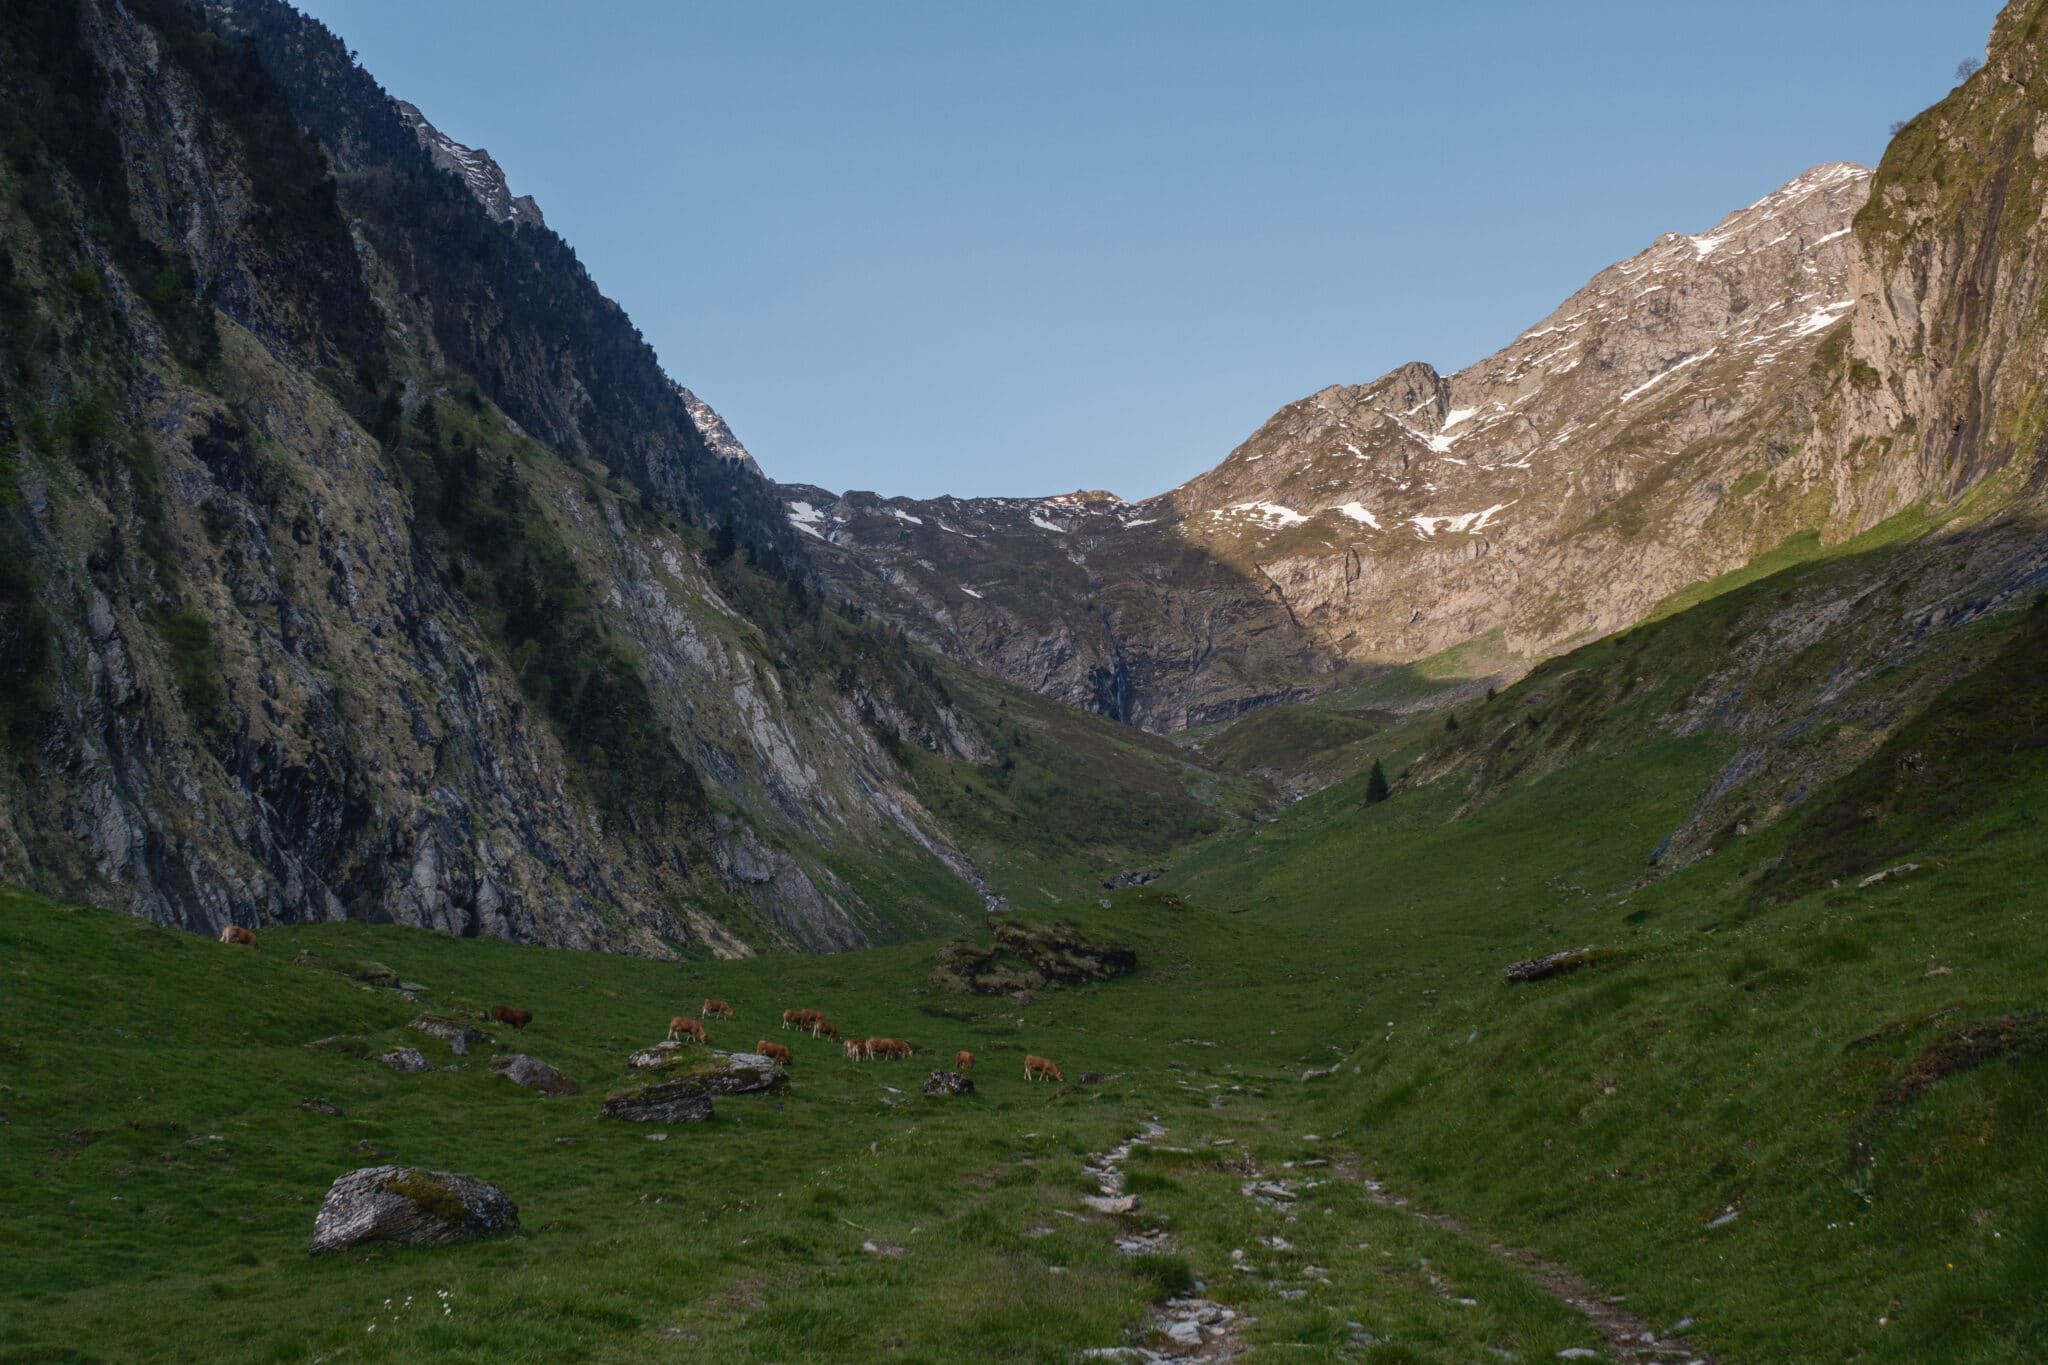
[293,1,2000,500]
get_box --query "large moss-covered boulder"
[933,918,1136,994]
[310,1165,518,1254]
[930,939,1045,995]
[995,918,1136,984]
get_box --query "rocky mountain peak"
[676,385,756,467]
[394,99,545,228]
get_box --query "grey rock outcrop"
[490,1054,579,1096]
[376,1047,433,1074]
[310,1164,519,1254]
[409,1014,486,1055]
[600,1050,789,1123]
[922,1071,975,1096]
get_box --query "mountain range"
[3,0,2047,966]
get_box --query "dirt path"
[1332,1153,1713,1365]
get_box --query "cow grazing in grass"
[812,1018,840,1041]
[758,1040,793,1065]
[1024,1054,1063,1083]
[868,1038,912,1061]
[218,925,258,949]
[669,1017,707,1044]
[783,1008,821,1032]
[701,998,735,1019]
[843,1037,871,1062]
[955,1050,975,1071]
[491,1005,532,1031]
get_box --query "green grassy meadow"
[9,552,2048,1362]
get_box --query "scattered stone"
[1504,947,1615,984]
[299,1098,342,1116]
[1707,1208,1740,1228]
[861,1240,905,1257]
[922,1070,975,1096]
[409,1013,486,1055]
[491,1054,579,1096]
[1163,1319,1202,1345]
[293,950,400,990]
[1557,1351,1600,1361]
[1084,1194,1139,1214]
[309,1165,518,1254]
[628,1041,694,1072]
[1098,898,1113,910]
[646,1132,669,1142]
[1077,1072,1116,1086]
[1926,964,1954,977]
[376,1047,432,1074]
[1010,990,1034,1006]
[1859,863,1921,889]
[1301,1067,1334,1082]
[349,1140,394,1158]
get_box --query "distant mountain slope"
[0,0,1262,953]
[798,163,1880,729]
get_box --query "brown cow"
[1024,1054,1063,1083]
[782,1008,822,1032]
[701,998,736,1019]
[812,1019,840,1041]
[668,1016,707,1044]
[843,1037,871,1061]
[218,925,258,949]
[757,1040,793,1065]
[868,1038,912,1061]
[491,1005,532,1031]
[955,1050,975,1071]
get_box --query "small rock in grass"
[1708,1208,1740,1228]
[1084,1194,1138,1214]
[922,1071,975,1096]
[299,1098,342,1116]
[861,1240,905,1257]
[376,1047,432,1074]
[490,1054,579,1097]
[349,1140,394,1158]
[646,1132,668,1142]
[1557,1351,1600,1361]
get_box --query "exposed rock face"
[489,1054,579,1096]
[309,1164,518,1254]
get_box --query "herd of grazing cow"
[215,929,1069,1084]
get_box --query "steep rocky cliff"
[0,0,1256,952]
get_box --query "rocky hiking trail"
[1071,1117,1712,1363]
[1074,1118,1251,1363]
